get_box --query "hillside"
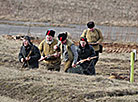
[0,0,138,101]
[0,35,138,101]
[0,0,138,26]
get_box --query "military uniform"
[39,39,61,71]
[57,32,78,72]
[19,37,41,69]
[68,44,96,75]
[81,28,103,65]
[60,39,76,72]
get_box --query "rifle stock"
[21,46,34,68]
[77,56,97,65]
[39,52,61,62]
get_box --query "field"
[0,0,138,101]
[0,35,138,102]
[0,0,138,27]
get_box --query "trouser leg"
[46,62,61,71]
[86,61,95,75]
[93,51,99,66]
[67,65,83,74]
[64,60,72,72]
[91,62,95,75]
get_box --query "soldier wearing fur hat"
[54,32,78,72]
[68,37,96,75]
[38,30,61,71]
[81,21,103,65]
[18,36,41,68]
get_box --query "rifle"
[39,52,60,62]
[76,56,97,65]
[88,42,99,46]
[22,46,34,68]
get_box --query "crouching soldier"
[18,36,41,69]
[68,37,96,75]
[38,30,61,71]
[54,32,78,72]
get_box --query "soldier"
[18,36,41,69]
[55,32,78,72]
[38,30,61,71]
[81,21,103,65]
[68,37,96,75]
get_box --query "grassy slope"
[0,36,138,101]
[0,0,138,26]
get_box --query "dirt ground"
[0,35,138,102]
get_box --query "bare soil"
[0,35,138,102]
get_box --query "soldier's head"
[87,21,95,29]
[79,37,88,48]
[45,30,55,41]
[23,36,32,47]
[58,32,67,44]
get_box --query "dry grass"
[0,0,138,27]
[0,36,138,101]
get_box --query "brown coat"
[81,28,103,51]
[39,39,61,64]
[60,39,74,71]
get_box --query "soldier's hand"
[54,45,58,50]
[25,57,30,61]
[53,52,58,57]
[72,63,76,68]
[21,58,24,62]
[87,57,91,61]
[76,61,80,65]
[39,56,45,61]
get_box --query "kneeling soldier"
[68,37,96,75]
[18,36,41,69]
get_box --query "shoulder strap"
[85,29,99,38]
[84,30,88,37]
[95,28,100,40]
[95,28,99,34]
[41,40,46,56]
[42,40,44,51]
[27,45,34,57]
[41,39,46,52]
